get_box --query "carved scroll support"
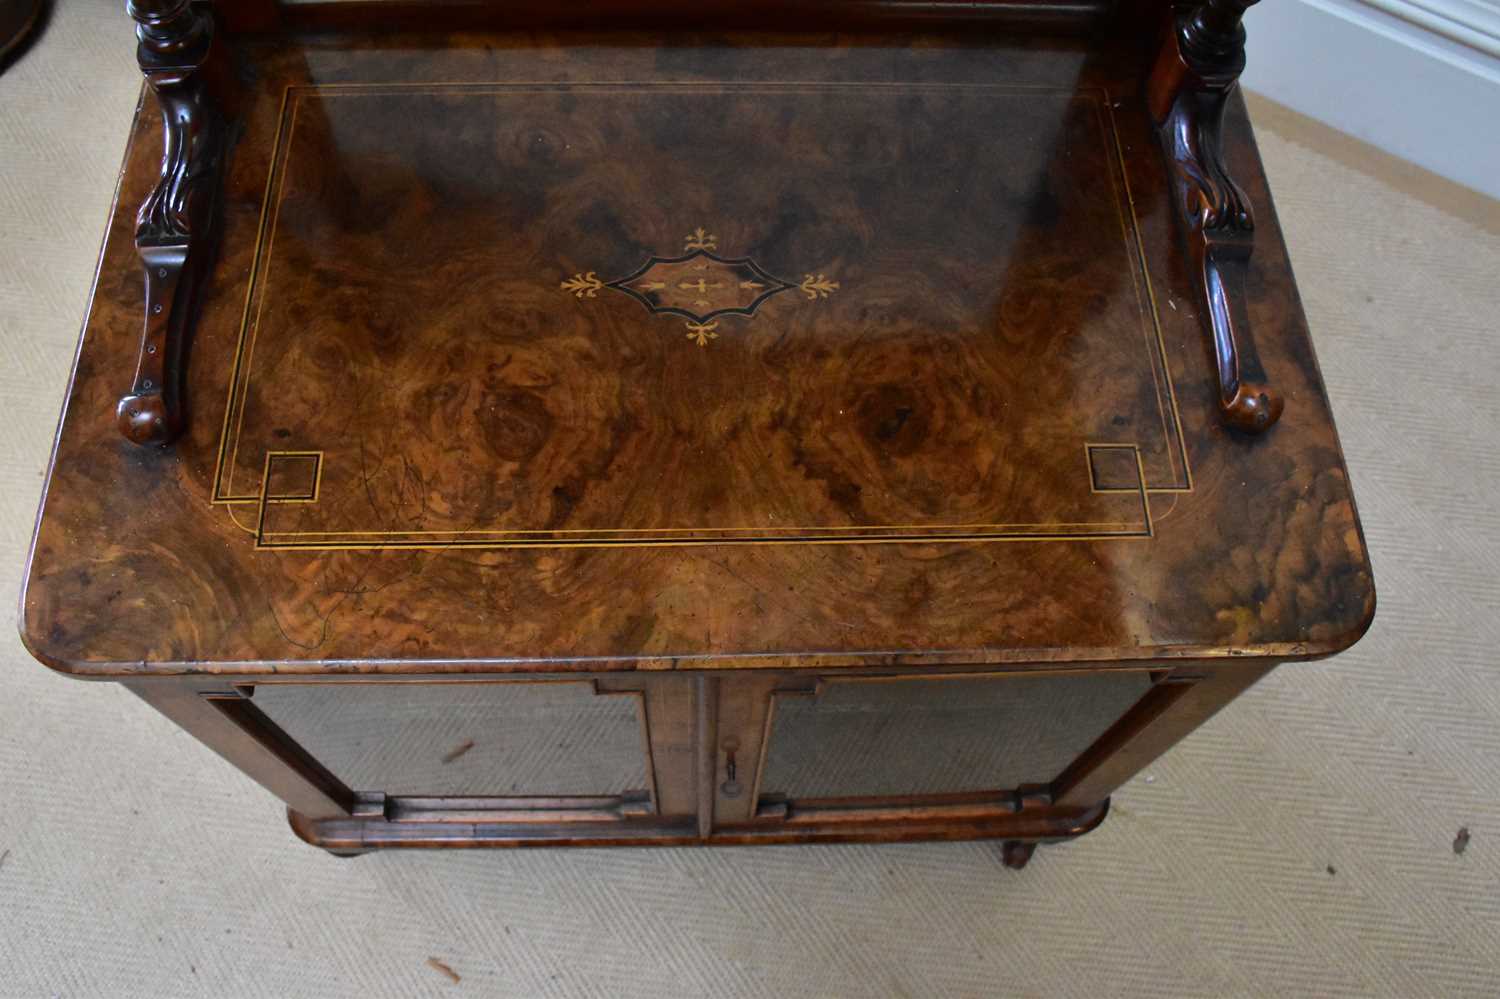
[117,0,227,445]
[1148,0,1284,434]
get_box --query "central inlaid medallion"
[561,227,840,347]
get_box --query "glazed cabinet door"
[135,668,1182,847]
[708,670,1156,830]
[242,675,699,827]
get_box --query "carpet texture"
[2,3,1497,996]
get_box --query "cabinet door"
[718,671,1153,822]
[249,676,695,819]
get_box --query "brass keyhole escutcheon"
[720,736,742,798]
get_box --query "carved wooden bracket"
[1147,0,1283,434]
[117,0,227,446]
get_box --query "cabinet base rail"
[288,796,1109,858]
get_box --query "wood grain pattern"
[20,29,1373,681]
[16,7,1376,861]
[222,83,1168,548]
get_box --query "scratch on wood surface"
[441,740,475,764]
[426,957,461,984]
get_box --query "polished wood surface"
[20,26,1373,676]
[20,6,1374,861]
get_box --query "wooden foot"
[1000,840,1037,870]
[1148,0,1283,434]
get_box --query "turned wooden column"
[117,0,228,445]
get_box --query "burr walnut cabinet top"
[20,29,1374,678]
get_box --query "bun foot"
[326,849,370,859]
[1000,840,1037,870]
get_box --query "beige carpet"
[2,3,1498,996]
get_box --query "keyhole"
[720,736,742,798]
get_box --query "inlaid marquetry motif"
[561,228,839,347]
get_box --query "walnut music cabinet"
[19,0,1375,866]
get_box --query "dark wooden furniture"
[0,0,44,70]
[19,0,1374,865]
